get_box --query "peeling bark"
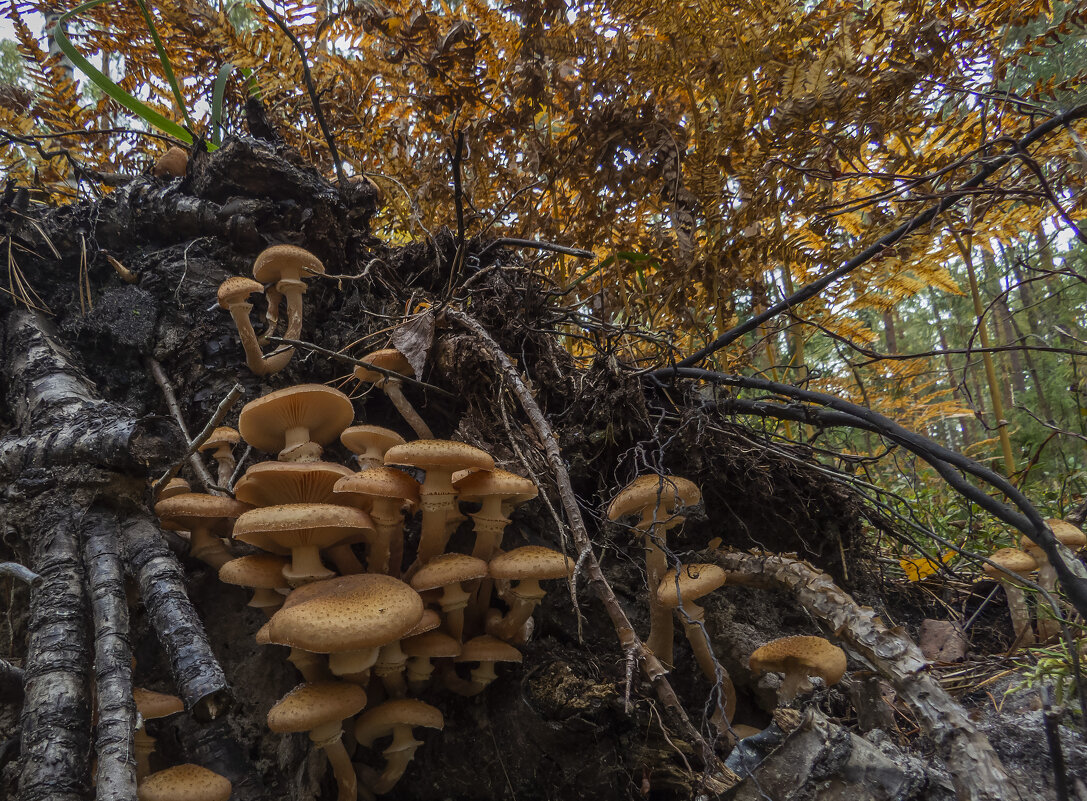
[120,512,232,722]
[713,550,1013,801]
[17,507,91,801]
[83,508,137,801]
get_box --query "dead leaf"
[391,312,435,379]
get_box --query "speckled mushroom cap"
[405,609,442,638]
[983,547,1038,578]
[252,244,325,285]
[410,553,489,592]
[238,385,354,456]
[217,276,263,308]
[262,573,424,653]
[656,564,727,607]
[402,630,461,659]
[219,554,291,591]
[199,427,240,454]
[453,469,538,505]
[354,348,414,384]
[154,493,250,533]
[232,503,373,554]
[267,681,367,734]
[384,440,494,473]
[157,477,191,502]
[341,424,406,456]
[455,635,522,665]
[134,688,184,721]
[333,467,420,506]
[488,546,573,582]
[354,699,444,748]
[607,475,701,522]
[748,635,847,688]
[137,763,231,801]
[234,462,354,507]
[1020,519,1087,557]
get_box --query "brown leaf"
[390,312,435,380]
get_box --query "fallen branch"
[0,561,40,584]
[120,512,232,721]
[83,508,137,801]
[447,308,736,792]
[146,358,224,494]
[714,550,1013,801]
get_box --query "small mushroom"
[219,554,291,613]
[607,474,701,667]
[353,348,433,439]
[333,467,421,576]
[354,699,444,795]
[984,547,1038,647]
[156,477,191,502]
[341,425,407,470]
[199,426,241,487]
[154,493,249,570]
[137,763,230,801]
[402,629,462,693]
[238,385,354,463]
[252,245,325,347]
[267,681,367,801]
[373,609,440,698]
[410,553,489,641]
[749,635,847,703]
[132,688,184,780]
[218,276,292,376]
[487,546,573,643]
[445,634,522,696]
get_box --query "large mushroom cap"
[385,440,494,472]
[333,467,421,505]
[354,699,444,747]
[1021,519,1087,556]
[262,573,424,653]
[488,546,573,582]
[137,764,231,801]
[234,461,354,507]
[252,244,325,284]
[607,475,701,521]
[454,469,538,505]
[749,635,847,690]
[238,385,354,456]
[154,493,250,533]
[232,503,373,553]
[267,681,367,734]
[219,554,291,591]
[983,548,1038,578]
[217,276,264,309]
[340,425,406,456]
[410,553,489,592]
[134,688,184,721]
[656,564,727,607]
[354,348,414,384]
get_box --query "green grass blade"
[211,62,234,146]
[133,0,194,131]
[53,0,193,144]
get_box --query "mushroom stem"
[188,526,234,570]
[288,648,332,683]
[283,546,335,587]
[1003,581,1035,647]
[441,663,485,697]
[642,526,673,666]
[415,481,457,567]
[328,544,365,576]
[134,730,155,780]
[211,446,236,487]
[370,725,423,794]
[488,580,545,641]
[677,602,736,722]
[383,380,434,440]
[227,299,293,376]
[257,285,283,345]
[278,278,308,340]
[315,734,357,801]
[375,642,409,699]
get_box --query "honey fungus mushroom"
[252,244,325,346]
[133,688,184,779]
[267,681,366,801]
[151,146,188,179]
[219,554,291,613]
[333,466,421,576]
[445,634,522,696]
[1020,519,1086,640]
[487,546,573,643]
[238,384,354,463]
[154,493,249,570]
[983,547,1038,647]
[749,635,848,703]
[354,348,434,439]
[341,425,407,471]
[137,764,231,801]
[217,275,292,376]
[607,474,701,666]
[199,426,240,487]
[410,553,488,641]
[355,699,444,795]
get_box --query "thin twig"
[479,237,594,260]
[152,384,245,498]
[447,308,735,791]
[146,358,220,493]
[0,562,40,584]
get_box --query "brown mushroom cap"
[488,546,573,582]
[607,475,701,522]
[333,467,421,506]
[232,503,373,554]
[267,681,367,734]
[133,688,184,721]
[252,244,325,285]
[341,424,406,456]
[354,699,444,747]
[234,461,354,507]
[749,635,848,689]
[152,147,188,179]
[405,608,442,638]
[410,553,489,592]
[199,427,240,454]
[137,764,231,801]
[217,276,264,309]
[983,548,1038,578]
[262,573,424,654]
[154,493,250,533]
[354,349,414,384]
[384,440,494,473]
[157,477,191,502]
[238,385,354,456]
[1020,519,1087,557]
[455,635,522,665]
[656,564,727,607]
[219,554,291,591]
[453,469,538,505]
[402,629,461,659]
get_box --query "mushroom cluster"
[157,379,569,797]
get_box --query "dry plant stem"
[715,550,1014,801]
[146,357,220,493]
[151,382,245,497]
[383,379,435,439]
[449,309,730,783]
[83,508,138,801]
[121,512,232,721]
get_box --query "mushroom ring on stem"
[333,466,421,576]
[607,474,701,667]
[238,384,354,463]
[748,635,847,703]
[354,699,444,795]
[354,348,434,439]
[267,681,367,801]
